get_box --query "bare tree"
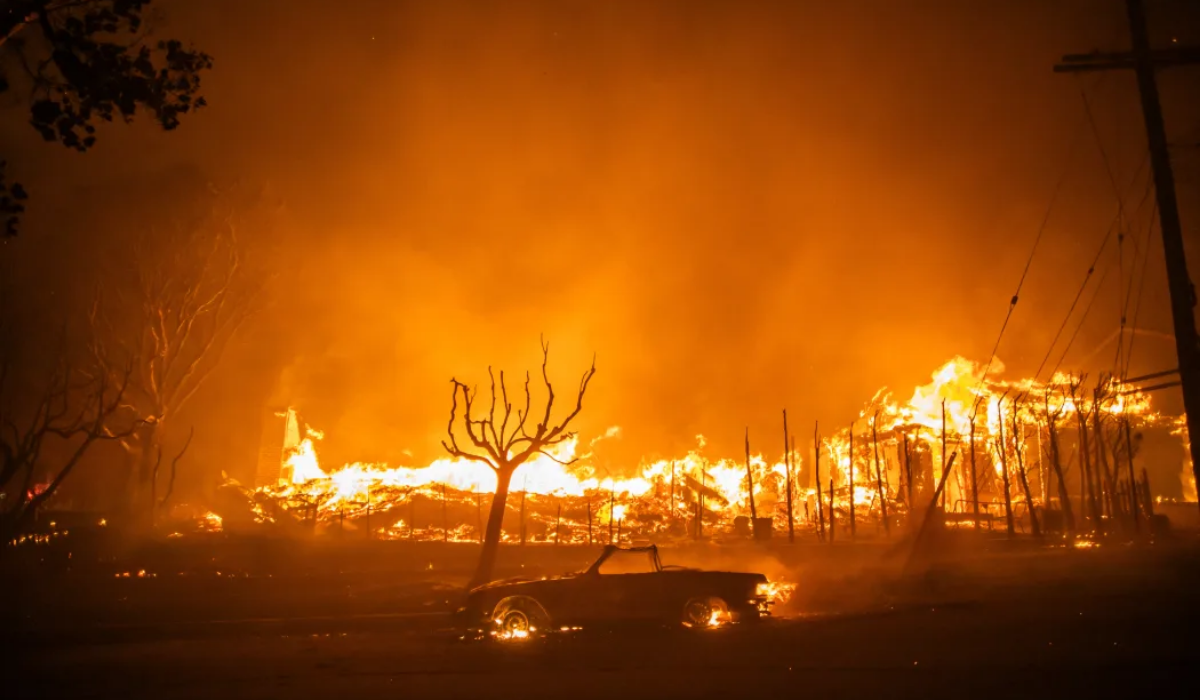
[0,356,136,542]
[90,185,265,524]
[442,337,596,588]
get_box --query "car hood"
[469,572,581,594]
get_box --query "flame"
[1172,417,1197,501]
[221,357,1174,541]
[199,512,223,532]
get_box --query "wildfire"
[220,356,1171,542]
[199,511,224,532]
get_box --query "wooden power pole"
[1056,0,1200,513]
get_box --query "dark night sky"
[2,0,1199,493]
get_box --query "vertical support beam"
[783,409,795,544]
[997,397,1015,537]
[1126,0,1200,515]
[1124,417,1141,533]
[814,422,826,542]
[970,416,980,532]
[848,423,856,539]
[745,427,757,522]
[872,412,889,536]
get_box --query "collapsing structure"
[229,358,1187,543]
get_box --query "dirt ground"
[9,534,1200,699]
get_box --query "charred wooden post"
[1037,425,1047,503]
[555,503,561,545]
[477,493,483,543]
[1045,388,1075,537]
[745,427,758,522]
[941,401,949,510]
[1092,383,1121,523]
[996,396,1015,537]
[1123,418,1141,533]
[442,483,448,542]
[783,410,795,544]
[913,426,923,501]
[848,423,856,539]
[905,451,960,573]
[903,433,914,510]
[587,499,593,545]
[1072,380,1104,536]
[969,414,980,532]
[410,493,417,540]
[828,474,836,543]
[609,486,615,544]
[814,422,826,542]
[670,460,676,521]
[872,412,889,536]
[616,514,622,544]
[1012,404,1041,539]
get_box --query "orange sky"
[3,0,1199,492]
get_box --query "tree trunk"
[1046,414,1075,538]
[1123,419,1141,533]
[127,421,161,529]
[997,404,1015,537]
[872,416,888,536]
[470,466,514,588]
[1076,410,1104,536]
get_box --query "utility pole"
[1056,0,1200,513]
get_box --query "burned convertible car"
[461,545,777,638]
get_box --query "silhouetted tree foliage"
[442,338,596,588]
[0,0,211,235]
[88,182,270,524]
[0,314,138,541]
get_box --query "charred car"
[461,545,777,638]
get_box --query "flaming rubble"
[215,356,1180,542]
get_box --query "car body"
[461,545,774,637]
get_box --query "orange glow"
[221,357,1169,540]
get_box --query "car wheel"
[681,595,730,629]
[491,596,550,641]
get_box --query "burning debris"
[210,356,1175,543]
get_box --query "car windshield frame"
[586,545,663,576]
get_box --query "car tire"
[681,595,730,629]
[491,596,551,640]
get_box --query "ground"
[9,534,1200,699]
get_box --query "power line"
[1052,252,1117,379]
[1079,79,1128,219]
[1033,212,1121,381]
[1122,198,1160,379]
[1031,153,1152,382]
[1112,166,1159,376]
[970,108,1091,413]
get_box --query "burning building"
[221,357,1189,543]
